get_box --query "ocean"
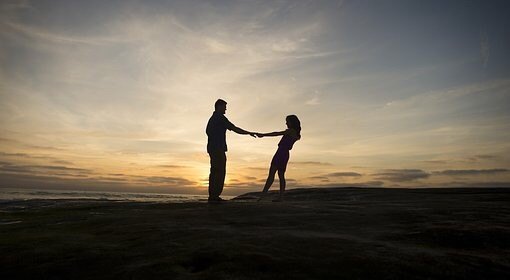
[0,188,224,203]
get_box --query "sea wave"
[0,188,215,203]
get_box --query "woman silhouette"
[257,115,301,201]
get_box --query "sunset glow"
[1,0,509,195]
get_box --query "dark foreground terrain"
[1,187,510,279]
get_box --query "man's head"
[214,99,227,114]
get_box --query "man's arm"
[232,126,257,137]
[224,116,256,137]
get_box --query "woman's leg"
[262,166,277,193]
[277,170,286,198]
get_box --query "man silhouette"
[206,99,255,202]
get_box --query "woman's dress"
[270,133,297,171]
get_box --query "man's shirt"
[206,111,235,153]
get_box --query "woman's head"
[286,115,301,140]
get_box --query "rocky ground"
[1,187,510,279]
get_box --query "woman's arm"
[256,130,287,138]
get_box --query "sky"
[1,0,510,195]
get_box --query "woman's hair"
[286,115,301,140]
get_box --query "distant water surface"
[0,188,219,203]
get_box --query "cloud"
[352,79,510,159]
[128,175,195,186]
[326,172,362,177]
[305,96,320,105]
[0,152,33,158]
[307,171,362,183]
[94,176,129,182]
[290,161,333,166]
[372,169,430,182]
[52,160,74,165]
[0,0,31,10]
[156,164,188,169]
[0,137,18,143]
[480,30,490,68]
[0,161,196,187]
[422,160,448,164]
[0,151,62,161]
[1,13,130,46]
[205,38,234,54]
[305,90,321,106]
[311,181,385,188]
[245,167,269,171]
[30,165,91,173]
[112,140,201,154]
[433,169,509,176]
[438,182,510,188]
[309,176,329,180]
[336,0,347,9]
[0,162,92,176]
[223,182,261,191]
[467,155,499,161]
[422,155,500,165]
[25,145,66,151]
[0,172,203,194]
[271,39,299,53]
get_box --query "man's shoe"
[208,197,226,203]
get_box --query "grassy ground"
[1,187,510,279]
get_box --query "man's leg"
[215,152,226,198]
[208,153,216,199]
[209,151,226,199]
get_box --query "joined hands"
[248,132,264,138]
